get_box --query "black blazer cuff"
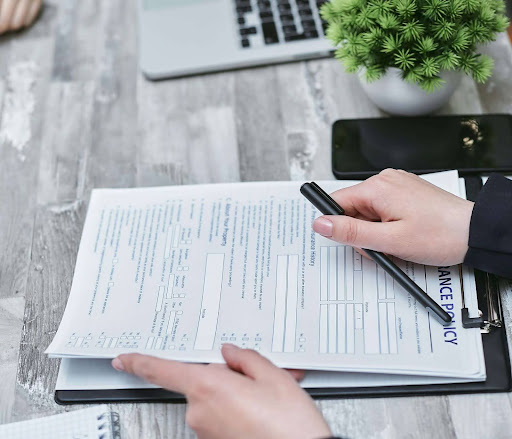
[466,174,512,254]
[463,173,512,279]
[464,246,512,279]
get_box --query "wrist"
[457,200,475,263]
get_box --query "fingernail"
[222,343,239,351]
[112,357,125,371]
[313,217,333,237]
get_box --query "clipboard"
[54,177,511,404]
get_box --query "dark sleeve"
[463,173,512,279]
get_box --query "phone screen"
[331,114,512,179]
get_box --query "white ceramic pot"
[359,68,462,116]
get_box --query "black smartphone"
[331,114,512,179]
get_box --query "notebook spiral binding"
[97,411,121,439]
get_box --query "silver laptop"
[138,0,333,79]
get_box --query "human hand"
[0,0,42,34]
[312,169,474,266]
[112,344,331,439]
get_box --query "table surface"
[1,1,512,438]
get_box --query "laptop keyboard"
[235,0,328,48]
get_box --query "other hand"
[0,0,42,34]
[112,344,332,439]
[312,169,474,266]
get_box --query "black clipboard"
[54,177,511,405]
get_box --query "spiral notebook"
[0,405,121,439]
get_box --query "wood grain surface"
[1,1,512,438]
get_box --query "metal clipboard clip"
[459,265,503,333]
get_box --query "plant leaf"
[394,48,416,69]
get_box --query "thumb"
[221,344,287,382]
[313,215,394,252]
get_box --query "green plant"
[321,0,509,92]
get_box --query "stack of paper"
[46,170,485,390]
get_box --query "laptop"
[137,0,333,79]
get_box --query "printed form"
[46,171,485,379]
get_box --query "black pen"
[300,182,452,326]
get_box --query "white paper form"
[47,171,485,379]
[55,357,478,391]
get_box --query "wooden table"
[1,1,512,438]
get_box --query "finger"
[10,0,30,30]
[313,215,396,252]
[286,369,306,381]
[112,353,203,395]
[222,344,286,381]
[0,0,17,33]
[328,181,382,220]
[23,0,41,27]
[206,362,230,371]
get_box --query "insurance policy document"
[46,171,485,379]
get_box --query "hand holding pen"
[301,170,475,324]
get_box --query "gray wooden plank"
[438,74,483,115]
[234,67,290,181]
[115,403,195,439]
[184,107,241,183]
[135,74,186,186]
[37,82,94,205]
[136,73,239,186]
[84,0,138,191]
[476,33,512,113]
[51,0,101,81]
[0,297,25,424]
[13,201,85,421]
[448,393,512,439]
[71,0,101,81]
[319,396,457,439]
[0,13,57,430]
[51,0,77,81]
[276,59,384,181]
[275,62,332,181]
[318,61,383,120]
[0,37,53,301]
